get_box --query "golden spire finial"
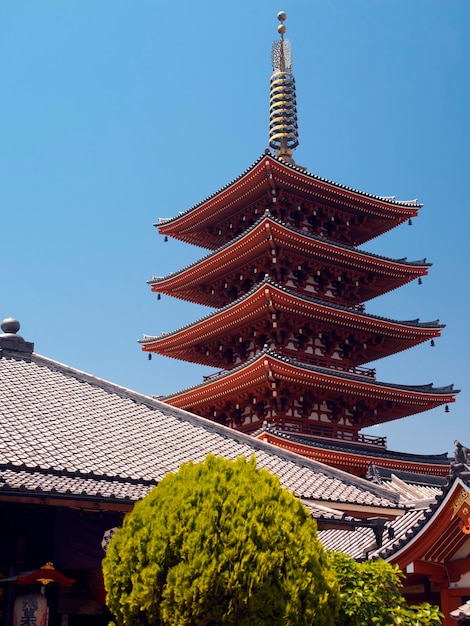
[269,11,299,164]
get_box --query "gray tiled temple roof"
[318,508,429,560]
[368,504,438,560]
[0,350,401,511]
[366,464,449,487]
[318,471,442,559]
[319,466,470,561]
[0,465,151,503]
[368,464,470,562]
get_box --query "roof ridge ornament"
[269,11,299,165]
[0,317,34,362]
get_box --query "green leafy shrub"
[103,454,339,626]
[327,551,442,625]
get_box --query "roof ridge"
[0,460,158,487]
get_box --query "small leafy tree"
[327,551,443,625]
[103,454,339,626]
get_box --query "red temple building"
[140,12,458,477]
[0,14,466,624]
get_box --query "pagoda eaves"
[161,350,457,434]
[151,214,429,308]
[257,428,451,478]
[141,279,443,369]
[157,155,421,249]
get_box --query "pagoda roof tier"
[157,154,421,249]
[150,214,430,308]
[255,427,451,478]
[141,278,443,367]
[161,349,458,430]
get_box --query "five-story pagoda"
[140,13,458,474]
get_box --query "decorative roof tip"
[269,11,299,165]
[0,318,34,362]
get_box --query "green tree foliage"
[327,551,442,626]
[103,454,339,626]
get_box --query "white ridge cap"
[396,198,419,206]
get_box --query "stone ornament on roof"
[0,317,34,361]
[454,440,470,464]
[1,317,21,335]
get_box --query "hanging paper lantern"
[13,592,47,626]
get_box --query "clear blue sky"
[2,1,468,455]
